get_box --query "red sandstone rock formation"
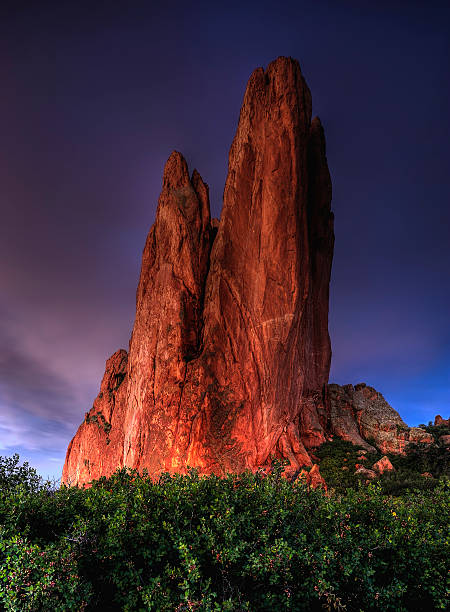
[63,57,334,486]
[63,57,440,489]
[434,415,450,427]
[64,350,128,485]
[305,464,327,490]
[327,383,434,455]
[372,456,395,475]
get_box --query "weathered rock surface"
[372,456,395,474]
[62,56,441,489]
[63,349,128,485]
[328,383,434,455]
[63,57,334,485]
[355,466,377,482]
[434,415,450,427]
[299,464,327,490]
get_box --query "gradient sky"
[1,1,449,480]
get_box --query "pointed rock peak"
[310,117,326,145]
[191,169,211,228]
[191,168,205,187]
[309,117,328,155]
[191,168,208,201]
[99,349,128,393]
[265,55,302,82]
[162,151,190,190]
[242,56,310,112]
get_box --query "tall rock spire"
[63,57,335,485]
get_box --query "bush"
[0,532,92,611]
[315,440,380,491]
[0,454,43,494]
[0,458,448,610]
[315,436,449,496]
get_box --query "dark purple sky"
[1,1,449,479]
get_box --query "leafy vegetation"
[316,425,449,496]
[0,454,42,494]
[0,455,448,611]
[315,439,379,490]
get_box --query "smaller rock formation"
[355,466,377,482]
[372,456,395,475]
[328,383,433,455]
[63,350,128,486]
[434,415,450,427]
[299,464,327,490]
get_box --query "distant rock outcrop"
[434,415,450,427]
[328,383,434,455]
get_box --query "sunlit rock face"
[63,57,335,486]
[63,349,128,485]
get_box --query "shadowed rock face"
[63,57,334,485]
[327,383,434,455]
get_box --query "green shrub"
[424,424,450,442]
[0,532,92,610]
[315,440,380,491]
[387,441,449,480]
[0,455,42,494]
[0,458,448,610]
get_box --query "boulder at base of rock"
[307,464,327,490]
[408,428,434,444]
[299,464,327,490]
[372,456,395,474]
[355,467,377,482]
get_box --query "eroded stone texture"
[62,349,128,485]
[63,57,335,485]
[122,152,214,474]
[189,57,334,475]
[328,384,375,452]
[306,464,327,490]
[372,456,395,474]
[328,383,434,455]
[435,415,450,427]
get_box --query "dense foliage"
[316,425,449,495]
[0,454,43,494]
[0,455,448,611]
